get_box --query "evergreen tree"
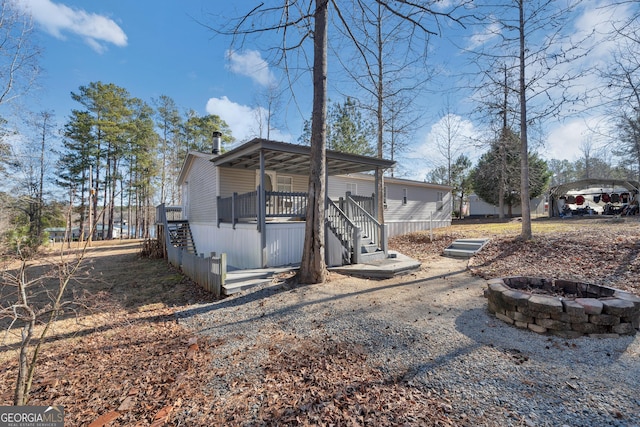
[450,155,472,219]
[299,97,375,156]
[71,82,133,238]
[127,98,157,238]
[66,82,159,239]
[57,110,94,239]
[327,97,374,155]
[183,111,234,153]
[153,95,182,204]
[472,128,550,217]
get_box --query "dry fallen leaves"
[391,219,640,296]
[2,220,638,426]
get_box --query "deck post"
[382,224,388,255]
[259,150,267,268]
[232,192,237,229]
[352,227,362,264]
[374,169,380,220]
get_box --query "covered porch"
[212,139,395,268]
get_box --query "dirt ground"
[1,216,639,425]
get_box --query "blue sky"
[9,0,640,182]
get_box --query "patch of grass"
[444,217,635,237]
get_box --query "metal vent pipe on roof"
[212,131,222,154]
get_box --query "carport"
[548,179,640,217]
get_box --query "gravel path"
[178,257,640,426]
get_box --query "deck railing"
[218,190,308,225]
[156,205,183,223]
[265,191,308,217]
[217,191,258,225]
[180,252,225,298]
[345,193,376,217]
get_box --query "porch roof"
[211,138,395,175]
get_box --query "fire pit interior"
[485,277,640,338]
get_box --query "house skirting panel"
[189,222,261,270]
[265,222,305,267]
[386,219,451,238]
[189,221,306,270]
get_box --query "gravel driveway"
[179,256,640,426]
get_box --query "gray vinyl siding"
[328,175,375,199]
[384,182,452,236]
[188,156,217,223]
[219,167,256,197]
[329,173,452,227]
[290,174,308,192]
[384,182,440,222]
[217,168,309,195]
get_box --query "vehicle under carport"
[548,178,640,217]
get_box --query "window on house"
[346,182,357,196]
[277,176,293,193]
[402,188,408,205]
[437,191,444,210]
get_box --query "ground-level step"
[443,238,490,258]
[223,278,273,295]
[222,266,296,296]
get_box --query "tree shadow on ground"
[454,307,637,365]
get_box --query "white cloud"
[226,50,276,87]
[573,1,632,61]
[400,114,482,181]
[467,20,501,49]
[544,116,613,161]
[545,121,586,161]
[205,96,292,144]
[15,0,127,53]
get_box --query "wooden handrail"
[326,198,361,264]
[346,195,386,254]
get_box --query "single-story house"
[46,224,124,242]
[165,138,452,270]
[467,194,547,218]
[45,227,68,242]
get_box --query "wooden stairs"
[167,221,197,254]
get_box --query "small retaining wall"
[485,277,640,338]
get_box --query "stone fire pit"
[485,277,640,338]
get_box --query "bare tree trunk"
[36,114,47,239]
[499,138,506,219]
[375,2,385,224]
[518,0,532,239]
[299,0,328,284]
[65,186,74,248]
[499,66,508,220]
